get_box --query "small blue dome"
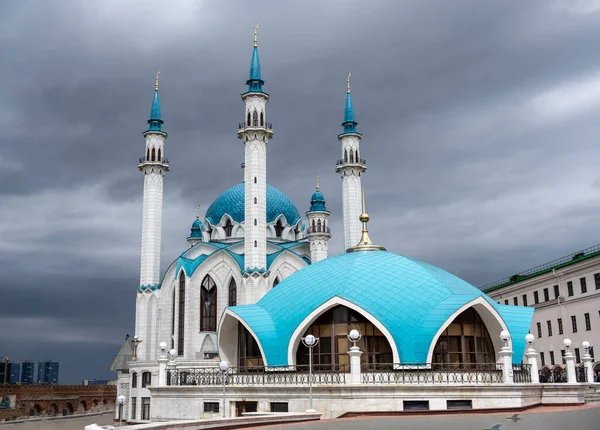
[205,183,301,225]
[308,189,328,213]
[190,218,204,238]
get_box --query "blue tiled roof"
[341,92,357,134]
[205,183,301,225]
[307,189,328,213]
[228,251,533,366]
[190,218,204,238]
[246,47,264,92]
[146,89,164,132]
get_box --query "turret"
[306,176,331,263]
[187,205,204,247]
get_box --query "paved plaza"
[268,404,600,430]
[0,412,115,430]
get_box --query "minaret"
[237,24,273,299]
[187,205,204,247]
[306,176,331,263]
[335,73,367,251]
[138,71,169,289]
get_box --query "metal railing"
[360,363,503,384]
[238,122,273,130]
[512,364,532,383]
[336,158,367,167]
[576,366,588,383]
[139,157,169,164]
[306,226,331,234]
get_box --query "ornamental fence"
[360,363,504,384]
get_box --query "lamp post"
[219,361,229,418]
[563,338,576,383]
[347,329,363,384]
[116,395,126,427]
[499,330,513,383]
[302,334,319,413]
[582,341,594,383]
[524,334,539,383]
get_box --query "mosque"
[112,29,596,423]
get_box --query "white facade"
[485,248,600,371]
[306,210,330,263]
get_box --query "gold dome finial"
[316,175,320,190]
[347,72,351,94]
[155,70,161,91]
[196,205,200,220]
[254,23,259,47]
[347,187,386,252]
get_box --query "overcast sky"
[2,0,600,383]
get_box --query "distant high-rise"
[8,363,21,384]
[0,359,59,385]
[20,362,35,384]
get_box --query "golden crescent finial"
[347,72,351,94]
[155,70,161,91]
[254,23,259,47]
[196,205,200,220]
[316,175,320,190]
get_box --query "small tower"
[305,176,331,263]
[335,73,367,251]
[135,72,169,360]
[187,205,204,247]
[237,25,273,302]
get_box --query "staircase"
[584,386,600,403]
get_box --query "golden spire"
[155,70,160,91]
[347,72,351,94]
[316,175,320,191]
[254,23,259,47]
[196,205,200,220]
[347,187,386,252]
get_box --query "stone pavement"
[0,412,115,430]
[266,404,600,430]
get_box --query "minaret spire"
[254,23,259,47]
[247,24,264,92]
[347,187,385,252]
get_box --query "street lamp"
[116,395,126,427]
[348,329,361,348]
[302,334,319,413]
[218,361,229,418]
[500,330,511,348]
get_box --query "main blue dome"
[205,183,301,225]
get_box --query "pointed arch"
[312,219,316,231]
[247,112,251,126]
[355,149,359,162]
[260,111,264,126]
[177,272,185,356]
[146,148,150,161]
[200,275,217,331]
[344,149,348,163]
[349,150,354,163]
[254,197,257,204]
[151,147,156,162]
[157,148,161,161]
[275,219,284,238]
[224,218,233,237]
[252,111,258,126]
[273,277,280,287]
[228,278,237,307]
[317,219,322,232]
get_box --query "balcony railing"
[336,158,367,167]
[360,363,504,384]
[512,363,532,383]
[139,157,169,164]
[238,122,273,131]
[306,226,331,234]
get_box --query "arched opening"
[131,372,137,388]
[311,220,316,231]
[344,149,348,163]
[178,272,186,356]
[92,399,98,407]
[31,404,42,416]
[171,289,175,349]
[252,111,258,126]
[355,149,359,162]
[77,401,87,413]
[228,278,237,307]
[200,275,217,331]
[224,218,233,237]
[432,308,495,368]
[247,112,251,126]
[141,371,152,388]
[349,150,354,163]
[254,240,257,247]
[146,148,149,161]
[273,277,280,287]
[254,176,257,183]
[552,365,567,382]
[48,403,58,416]
[254,197,257,204]
[151,148,156,162]
[274,219,284,238]
[317,219,322,232]
[65,402,74,415]
[296,305,393,370]
[239,322,264,368]
[157,148,161,161]
[254,219,257,226]
[260,112,264,126]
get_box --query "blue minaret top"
[246,25,264,93]
[307,176,329,213]
[189,206,204,239]
[341,73,358,134]
[146,71,164,132]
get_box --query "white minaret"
[305,176,331,263]
[238,25,273,302]
[136,72,169,360]
[335,73,367,251]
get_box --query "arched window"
[141,371,152,388]
[355,149,359,162]
[254,177,257,183]
[224,218,233,237]
[228,278,237,307]
[151,148,156,162]
[260,112,264,126]
[317,219,322,232]
[344,150,348,163]
[254,219,257,226]
[178,272,185,356]
[157,148,161,161]
[238,323,264,368]
[275,219,284,237]
[349,150,354,163]
[171,289,175,349]
[131,372,138,388]
[252,111,258,126]
[200,276,217,331]
[254,197,257,204]
[432,308,495,368]
[296,305,393,370]
[312,220,316,231]
[273,277,280,287]
[247,112,251,126]
[254,240,257,247]
[146,148,150,161]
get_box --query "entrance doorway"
[235,401,258,416]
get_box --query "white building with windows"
[483,245,600,380]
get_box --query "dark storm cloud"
[2,0,600,382]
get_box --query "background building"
[482,244,600,372]
[0,359,59,385]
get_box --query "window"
[580,277,587,293]
[537,322,542,338]
[131,397,137,420]
[575,348,580,363]
[200,276,217,332]
[561,350,566,364]
[595,273,600,289]
[567,281,573,297]
[504,299,509,305]
[204,402,219,413]
[522,294,528,306]
[151,148,155,161]
[238,322,265,368]
[178,272,185,356]
[247,112,251,125]
[273,277,279,287]
[260,112,264,127]
[547,320,552,337]
[590,347,595,360]
[554,284,559,299]
[254,197,257,204]
[550,351,555,365]
[254,177,257,183]
[404,401,429,411]
[349,151,354,163]
[540,352,545,367]
[534,291,539,304]
[254,219,257,226]
[228,278,237,307]
[252,111,258,126]
[157,148,161,161]
[270,402,289,412]
[131,372,137,388]
[513,297,518,306]
[571,315,577,333]
[146,148,150,161]
[223,219,233,237]
[141,372,151,388]
[585,313,591,331]
[141,397,150,421]
[558,318,563,335]
[254,240,257,247]
[275,220,284,237]
[543,288,549,302]
[344,149,348,163]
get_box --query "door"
[235,401,258,416]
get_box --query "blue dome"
[228,250,533,366]
[205,183,301,225]
[190,218,204,238]
[307,189,328,213]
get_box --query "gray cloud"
[1,0,600,382]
